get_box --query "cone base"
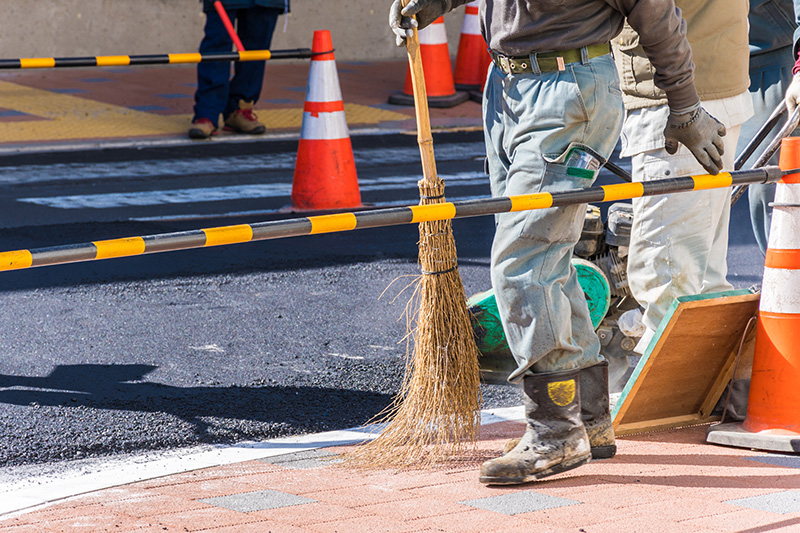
[468,90,482,103]
[706,422,800,453]
[388,91,469,108]
[455,83,482,92]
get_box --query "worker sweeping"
[390,0,726,484]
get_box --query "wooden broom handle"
[402,1,440,188]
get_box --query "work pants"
[625,96,749,352]
[483,53,624,382]
[193,6,280,126]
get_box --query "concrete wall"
[4,1,465,62]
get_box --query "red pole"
[213,1,246,52]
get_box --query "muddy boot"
[480,369,591,485]
[580,360,616,459]
[503,361,616,460]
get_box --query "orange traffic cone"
[453,0,490,101]
[706,137,800,452]
[291,30,362,211]
[388,16,469,108]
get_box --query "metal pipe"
[0,48,315,69]
[730,108,800,206]
[0,166,784,273]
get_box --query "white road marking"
[18,171,488,209]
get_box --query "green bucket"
[467,258,611,382]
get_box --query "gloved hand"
[664,103,726,175]
[786,73,800,115]
[389,0,452,47]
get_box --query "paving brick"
[251,501,365,526]
[99,491,207,517]
[258,449,344,469]
[305,483,416,508]
[682,508,800,532]
[359,495,471,521]
[304,514,411,533]
[460,490,580,516]
[744,454,800,469]
[200,489,316,513]
[725,490,800,515]
[155,505,262,531]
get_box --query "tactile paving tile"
[725,491,800,514]
[744,454,800,469]
[459,490,581,515]
[200,489,316,513]
[258,449,343,469]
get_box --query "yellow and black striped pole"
[0,166,785,273]
[0,48,314,69]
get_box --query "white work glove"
[389,0,452,46]
[786,73,800,115]
[664,102,726,175]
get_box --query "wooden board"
[612,290,759,436]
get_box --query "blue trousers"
[483,53,624,381]
[193,6,280,126]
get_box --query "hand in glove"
[389,0,452,47]
[786,73,800,115]
[664,103,726,175]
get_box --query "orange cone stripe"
[764,248,800,269]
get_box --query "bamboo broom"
[346,6,483,468]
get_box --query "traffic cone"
[291,30,362,211]
[453,1,490,101]
[706,137,800,452]
[388,17,469,108]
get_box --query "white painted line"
[0,405,524,519]
[19,171,487,209]
[0,143,486,185]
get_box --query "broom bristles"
[345,184,483,468]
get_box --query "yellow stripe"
[203,225,254,246]
[238,50,272,61]
[20,57,56,69]
[309,213,358,234]
[93,237,146,259]
[602,182,644,202]
[692,172,732,190]
[509,193,553,212]
[0,250,33,271]
[168,53,203,64]
[96,55,131,67]
[409,203,457,223]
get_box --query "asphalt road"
[0,131,766,469]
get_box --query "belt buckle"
[498,55,511,75]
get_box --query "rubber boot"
[579,360,616,459]
[479,369,591,485]
[503,361,617,459]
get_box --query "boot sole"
[591,445,616,460]
[479,452,592,485]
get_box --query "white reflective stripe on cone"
[768,184,800,249]
[299,111,349,141]
[420,20,448,46]
[760,267,800,314]
[461,11,481,35]
[306,61,342,103]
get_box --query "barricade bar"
[0,166,782,273]
[0,48,315,69]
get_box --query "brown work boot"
[188,118,217,139]
[502,361,616,460]
[224,100,266,134]
[480,369,591,485]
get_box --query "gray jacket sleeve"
[607,0,699,110]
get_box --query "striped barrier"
[0,48,315,69]
[0,166,785,273]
